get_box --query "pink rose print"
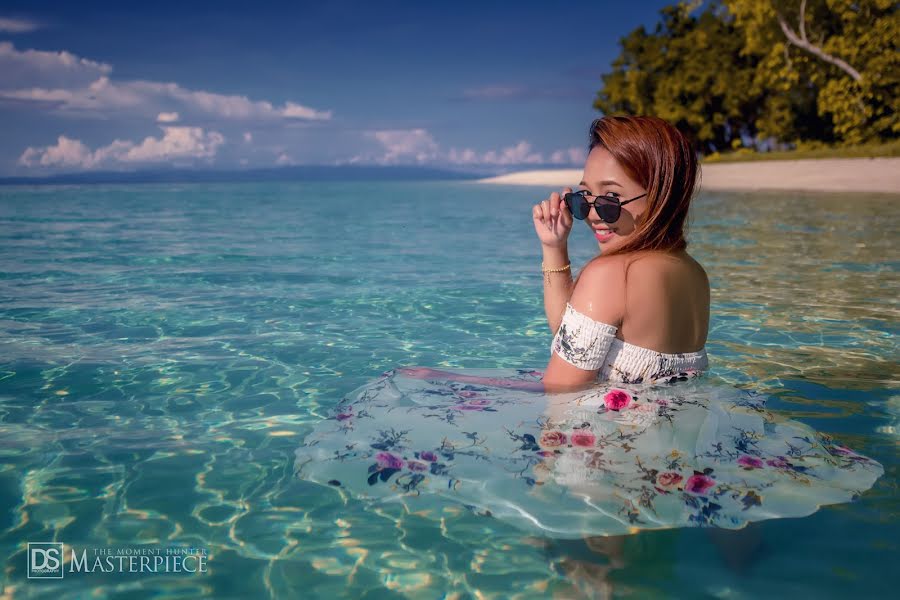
[335,407,353,421]
[540,430,568,448]
[375,452,404,470]
[766,457,790,469]
[655,398,669,406]
[457,391,481,398]
[419,451,438,462]
[656,472,683,487]
[571,430,596,447]
[406,460,428,472]
[685,473,715,494]
[603,389,632,411]
[737,455,764,470]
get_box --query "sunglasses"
[563,190,647,223]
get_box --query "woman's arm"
[396,367,600,394]
[541,258,626,392]
[533,187,575,334]
[395,367,546,392]
[543,245,574,335]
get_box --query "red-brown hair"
[585,115,700,259]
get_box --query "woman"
[538,115,709,393]
[533,115,712,588]
[399,115,710,393]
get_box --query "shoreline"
[472,157,900,193]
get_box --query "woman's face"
[577,146,649,253]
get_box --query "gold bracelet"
[542,262,570,285]
[541,262,571,273]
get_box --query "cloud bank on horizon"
[2,39,586,174]
[0,2,670,176]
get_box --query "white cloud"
[156,111,179,123]
[0,17,42,33]
[353,128,586,168]
[362,128,440,164]
[19,126,225,169]
[19,136,95,168]
[0,42,332,123]
[147,84,332,120]
[120,127,224,162]
[281,102,332,119]
[549,147,587,165]
[275,152,294,166]
[446,148,478,163]
[481,141,543,165]
[0,41,111,90]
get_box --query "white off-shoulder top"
[550,302,709,384]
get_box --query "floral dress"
[294,367,883,539]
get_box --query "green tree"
[721,0,898,144]
[595,3,765,154]
[596,0,898,152]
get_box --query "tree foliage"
[594,0,898,153]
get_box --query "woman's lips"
[594,229,615,242]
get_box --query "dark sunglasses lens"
[597,197,620,223]
[565,193,589,219]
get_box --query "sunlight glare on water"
[0,181,896,598]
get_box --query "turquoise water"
[0,181,896,598]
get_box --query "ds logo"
[27,542,64,579]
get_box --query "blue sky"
[0,0,673,176]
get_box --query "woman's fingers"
[560,187,573,227]
[557,187,570,214]
[549,192,560,220]
[533,189,573,238]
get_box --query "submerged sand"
[473,157,900,193]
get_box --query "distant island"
[474,158,900,194]
[0,165,489,186]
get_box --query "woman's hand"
[532,188,574,249]
[395,367,442,379]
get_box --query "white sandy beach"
[473,157,900,193]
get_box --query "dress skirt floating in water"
[294,368,883,539]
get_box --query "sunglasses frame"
[564,190,648,223]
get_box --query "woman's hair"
[584,115,700,259]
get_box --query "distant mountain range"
[0,165,494,185]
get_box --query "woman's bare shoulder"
[621,251,709,302]
[677,251,710,288]
[628,250,707,277]
[577,250,707,290]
